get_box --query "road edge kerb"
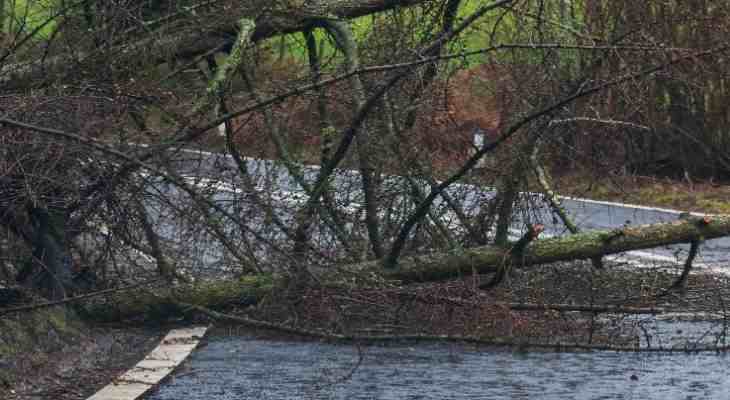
[86,326,209,400]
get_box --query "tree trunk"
[353,214,727,284]
[76,215,730,321]
[78,276,275,322]
[15,207,73,300]
[323,19,384,258]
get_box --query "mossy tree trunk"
[73,215,730,320]
[15,206,73,300]
[355,214,729,284]
[78,276,276,322]
[322,19,384,258]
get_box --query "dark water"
[146,335,730,400]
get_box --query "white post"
[472,127,485,168]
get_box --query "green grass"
[4,0,60,38]
[555,172,730,214]
[267,0,588,70]
[9,1,589,74]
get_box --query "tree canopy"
[1,0,729,302]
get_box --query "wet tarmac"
[147,334,730,400]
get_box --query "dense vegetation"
[1,0,729,351]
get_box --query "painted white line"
[181,175,364,215]
[86,326,208,400]
[183,176,307,204]
[187,172,719,269]
[147,148,726,269]
[655,312,725,321]
[556,194,708,216]
[159,146,707,217]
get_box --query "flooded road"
[147,334,730,400]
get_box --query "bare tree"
[1,0,729,317]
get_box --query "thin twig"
[183,302,730,353]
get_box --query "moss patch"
[79,275,277,323]
[0,307,83,359]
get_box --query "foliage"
[1,0,728,331]
[2,0,59,38]
[273,0,589,70]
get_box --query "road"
[141,151,730,400]
[149,148,730,272]
[146,330,730,400]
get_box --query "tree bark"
[322,19,384,258]
[529,138,603,268]
[78,276,275,322]
[15,207,73,300]
[353,214,730,284]
[72,215,730,320]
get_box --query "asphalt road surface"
[146,330,730,400]
[152,148,730,271]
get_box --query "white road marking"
[86,326,209,400]
[156,145,708,216]
[182,170,720,269]
[132,147,726,271]
[556,194,708,216]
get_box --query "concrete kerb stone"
[86,326,209,400]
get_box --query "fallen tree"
[366,214,723,284]
[75,276,275,322]
[47,213,729,322]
